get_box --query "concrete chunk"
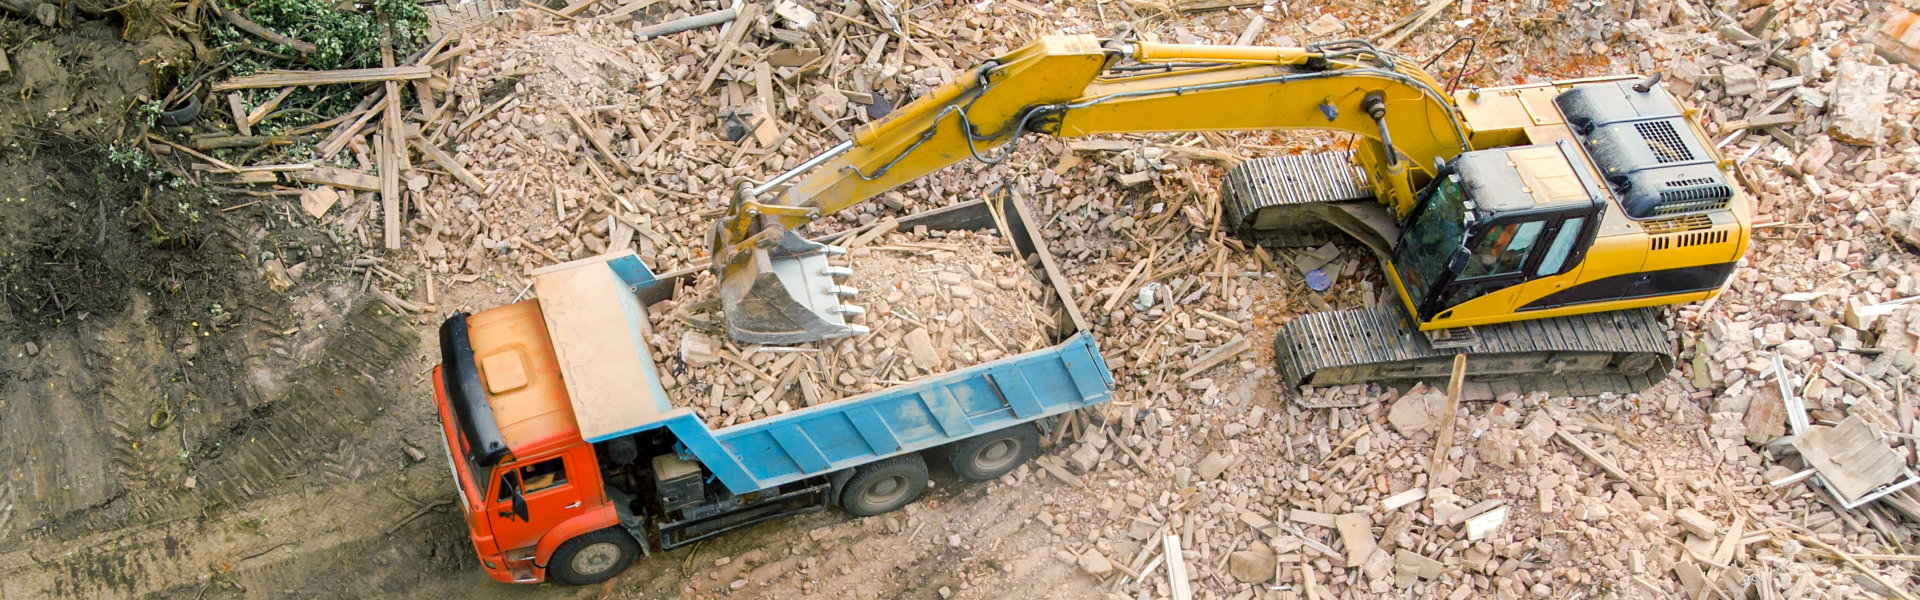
[904,328,940,369]
[1720,63,1763,97]
[1387,389,1445,437]
[1333,513,1376,566]
[1196,451,1232,480]
[1829,61,1893,145]
[1674,507,1718,538]
[1078,549,1113,576]
[1228,548,1277,583]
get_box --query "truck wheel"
[547,529,639,586]
[946,423,1039,482]
[840,454,928,517]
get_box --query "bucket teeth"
[832,305,867,317]
[718,229,868,344]
[821,245,848,256]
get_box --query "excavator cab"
[1387,141,1607,326]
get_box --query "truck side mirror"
[1446,246,1470,274]
[499,475,530,522]
[511,487,529,522]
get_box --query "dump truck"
[430,197,1114,585]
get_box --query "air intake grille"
[1654,182,1733,215]
[1643,214,1712,234]
[1635,121,1693,163]
[1650,229,1729,251]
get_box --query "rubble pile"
[361,0,1920,597]
[646,229,1057,428]
[975,1,1920,599]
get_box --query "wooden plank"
[1553,428,1655,497]
[1177,0,1260,12]
[317,94,386,158]
[1179,337,1249,379]
[379,25,404,250]
[245,87,295,126]
[212,66,432,91]
[289,166,381,191]
[228,93,252,137]
[695,3,760,92]
[750,62,780,146]
[409,135,485,193]
[1299,562,1322,600]
[1430,354,1467,470]
[566,108,633,176]
[1380,0,1458,49]
[1162,533,1193,600]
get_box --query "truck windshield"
[1394,177,1470,306]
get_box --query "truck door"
[489,453,589,552]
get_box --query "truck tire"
[946,423,1039,482]
[840,454,928,517]
[547,528,639,586]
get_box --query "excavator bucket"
[717,230,869,345]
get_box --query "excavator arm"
[714,34,1473,344]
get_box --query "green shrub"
[232,0,429,70]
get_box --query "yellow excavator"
[709,35,1750,390]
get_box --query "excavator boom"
[714,35,1472,343]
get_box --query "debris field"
[8,0,1920,598]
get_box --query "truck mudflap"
[657,482,835,550]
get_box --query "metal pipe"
[1362,91,1397,168]
[752,140,853,196]
[633,8,737,40]
[1132,42,1312,65]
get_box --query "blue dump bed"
[657,331,1109,494]
[535,197,1113,496]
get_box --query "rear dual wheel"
[841,454,929,517]
[838,424,1041,518]
[946,423,1039,482]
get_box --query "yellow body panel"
[1392,198,1750,331]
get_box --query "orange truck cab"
[430,200,1114,585]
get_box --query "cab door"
[488,451,590,552]
[1514,214,1595,308]
[1430,218,1549,322]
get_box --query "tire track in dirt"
[0,302,418,598]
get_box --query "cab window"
[497,457,568,501]
[1534,217,1586,277]
[1462,221,1546,278]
